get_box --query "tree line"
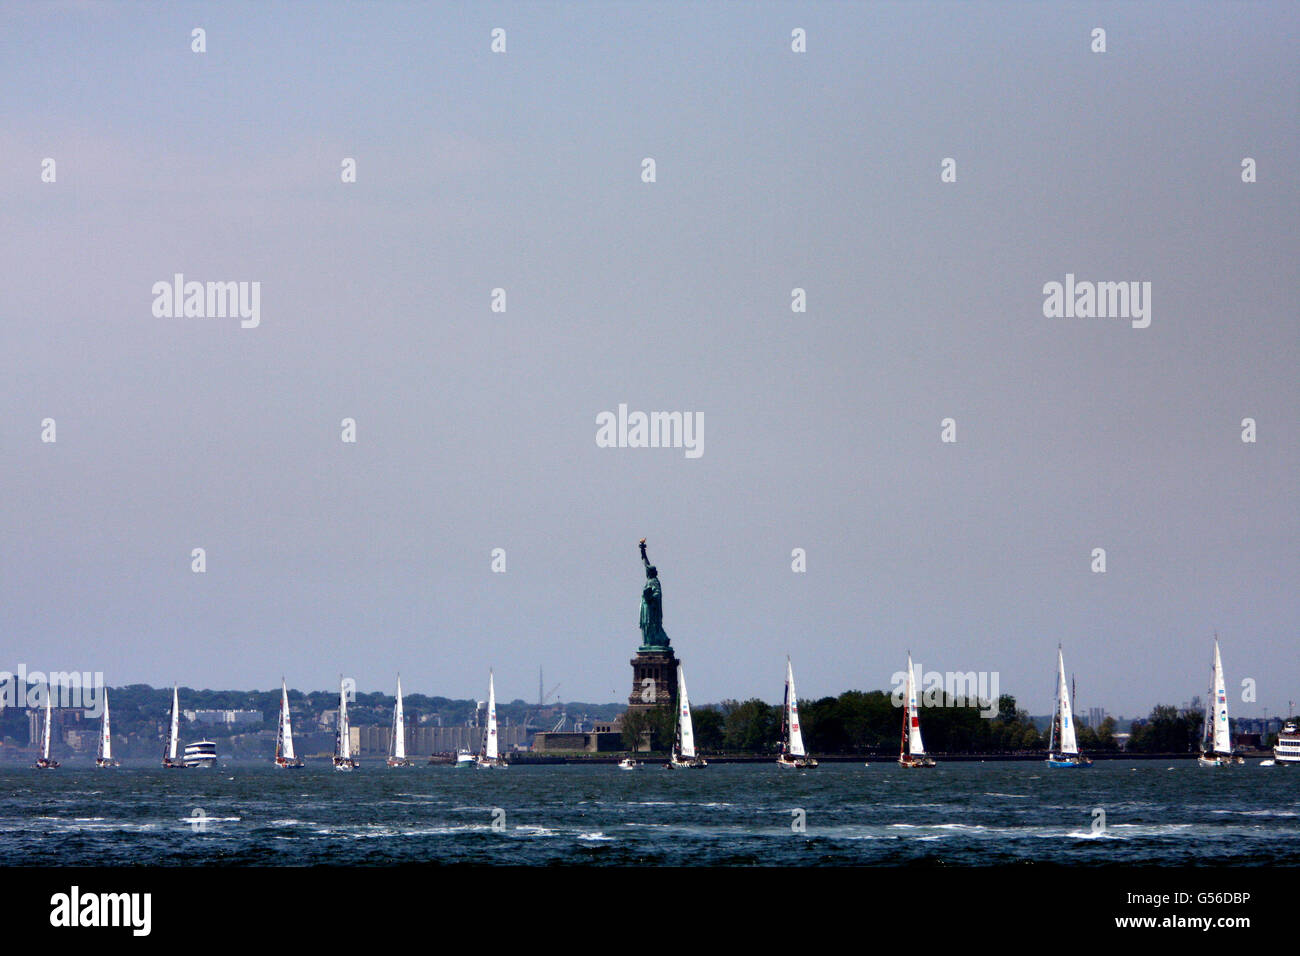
[622,690,1209,755]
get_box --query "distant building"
[533,717,623,754]
[186,709,264,727]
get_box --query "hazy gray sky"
[2,2,1296,718]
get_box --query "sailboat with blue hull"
[1046,647,1091,768]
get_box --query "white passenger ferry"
[1275,722,1300,765]
[183,741,218,767]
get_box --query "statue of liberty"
[638,538,670,650]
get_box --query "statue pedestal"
[627,648,678,714]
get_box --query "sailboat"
[898,652,935,768]
[333,676,358,770]
[777,657,817,768]
[34,693,59,769]
[162,683,186,768]
[95,689,118,767]
[1046,647,1091,767]
[1199,635,1244,767]
[274,678,304,768]
[387,675,413,767]
[475,669,508,768]
[666,664,707,768]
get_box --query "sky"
[1,1,1296,719]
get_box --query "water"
[8,760,1299,866]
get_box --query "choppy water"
[7,760,1299,865]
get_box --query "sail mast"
[42,694,53,760]
[484,670,498,761]
[677,664,696,759]
[338,677,351,760]
[392,675,406,760]
[168,684,180,760]
[99,689,112,761]
[1212,636,1231,755]
[906,653,926,757]
[786,658,805,758]
[1056,648,1078,755]
[279,678,296,761]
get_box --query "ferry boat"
[1274,721,1300,765]
[898,652,935,768]
[34,695,59,769]
[183,741,218,767]
[777,657,818,768]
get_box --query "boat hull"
[777,754,818,768]
[1046,754,1092,767]
[666,754,707,769]
[898,756,936,768]
[386,758,414,767]
[332,757,358,771]
[475,757,508,769]
[275,758,304,769]
[34,758,60,769]
[1198,753,1244,767]
[94,758,119,768]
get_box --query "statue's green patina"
[638,538,670,651]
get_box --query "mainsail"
[42,694,53,761]
[337,678,352,760]
[676,664,696,759]
[277,679,296,761]
[392,675,406,761]
[168,684,180,760]
[785,658,806,757]
[99,689,112,761]
[483,670,499,761]
[904,653,926,757]
[1210,638,1231,755]
[1055,648,1078,755]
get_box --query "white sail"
[42,694,53,760]
[905,653,926,756]
[483,671,499,761]
[1056,649,1078,755]
[338,678,351,759]
[392,675,406,760]
[1211,638,1231,755]
[786,658,806,757]
[677,664,696,759]
[99,689,112,761]
[278,679,296,761]
[168,684,180,760]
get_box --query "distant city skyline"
[2,3,1296,719]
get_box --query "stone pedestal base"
[627,648,679,714]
